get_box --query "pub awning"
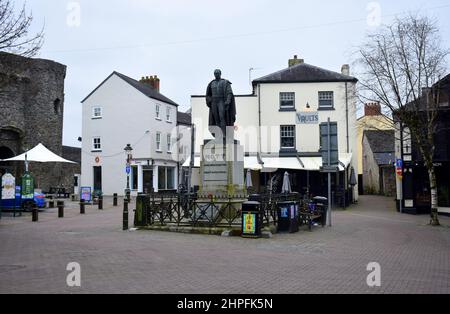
[182,153,353,172]
[181,156,263,170]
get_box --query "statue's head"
[214,69,222,80]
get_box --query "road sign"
[396,159,403,180]
[320,166,339,173]
[126,165,131,174]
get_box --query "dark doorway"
[93,166,102,192]
[143,167,153,194]
[0,146,15,176]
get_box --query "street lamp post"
[124,144,133,202]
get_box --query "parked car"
[0,187,46,211]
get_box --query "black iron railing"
[134,192,309,229]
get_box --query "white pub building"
[81,72,188,196]
[187,56,359,205]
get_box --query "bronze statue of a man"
[206,69,236,138]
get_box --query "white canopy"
[1,143,77,164]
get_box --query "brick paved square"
[0,195,449,294]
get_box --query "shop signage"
[21,172,34,200]
[243,213,256,235]
[296,112,319,124]
[1,173,16,200]
[80,187,92,202]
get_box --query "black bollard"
[32,207,38,222]
[126,191,131,203]
[80,199,85,214]
[57,201,64,218]
[49,200,55,208]
[123,199,129,231]
[98,195,103,210]
[113,193,118,206]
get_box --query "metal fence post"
[123,199,129,231]
[80,199,85,214]
[57,201,64,218]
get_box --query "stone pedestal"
[200,139,245,196]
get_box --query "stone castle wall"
[0,52,80,193]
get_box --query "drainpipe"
[345,82,349,154]
[257,84,264,165]
[345,82,350,206]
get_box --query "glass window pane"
[158,167,166,190]
[167,167,175,190]
[131,166,138,190]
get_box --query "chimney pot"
[289,55,304,67]
[341,64,350,76]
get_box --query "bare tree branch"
[0,0,44,57]
[354,14,449,225]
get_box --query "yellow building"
[357,103,394,182]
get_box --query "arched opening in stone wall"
[54,98,61,114]
[0,146,15,176]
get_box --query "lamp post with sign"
[124,144,133,202]
[320,118,339,227]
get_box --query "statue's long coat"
[206,80,237,128]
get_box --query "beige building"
[356,103,394,191]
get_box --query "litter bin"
[313,196,328,226]
[277,201,299,233]
[241,201,262,238]
[134,194,150,227]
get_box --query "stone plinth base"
[199,139,245,196]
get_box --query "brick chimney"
[153,75,160,92]
[364,102,382,116]
[341,64,350,76]
[139,75,160,92]
[289,55,304,67]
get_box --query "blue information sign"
[126,165,131,174]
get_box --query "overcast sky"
[21,0,450,147]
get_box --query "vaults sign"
[296,112,319,124]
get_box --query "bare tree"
[0,0,44,57]
[356,15,449,226]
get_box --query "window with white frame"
[92,137,102,151]
[156,104,161,119]
[280,92,295,110]
[158,166,175,190]
[92,107,102,119]
[167,134,172,152]
[166,107,172,122]
[280,125,296,149]
[318,91,334,109]
[156,132,161,151]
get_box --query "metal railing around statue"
[134,191,305,229]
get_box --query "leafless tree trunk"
[355,15,449,226]
[0,0,44,57]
